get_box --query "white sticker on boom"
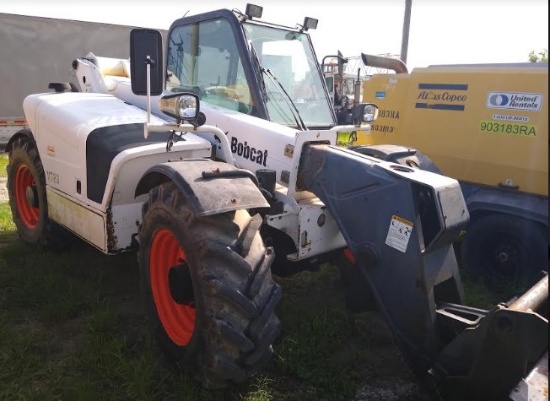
[385,215,414,253]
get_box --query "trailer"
[0,12,166,148]
[355,56,548,286]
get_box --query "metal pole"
[400,0,412,64]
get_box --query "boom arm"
[297,144,548,399]
[298,144,467,372]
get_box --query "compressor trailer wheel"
[461,214,548,285]
[139,182,281,388]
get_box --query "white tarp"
[0,13,166,146]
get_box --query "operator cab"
[164,5,335,130]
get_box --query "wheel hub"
[496,250,510,263]
[168,263,194,305]
[493,243,517,267]
[25,184,39,208]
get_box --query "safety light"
[245,4,263,19]
[302,17,318,32]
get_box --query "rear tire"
[460,214,548,286]
[138,182,281,388]
[7,135,64,247]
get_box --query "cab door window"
[166,18,254,115]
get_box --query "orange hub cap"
[14,164,39,228]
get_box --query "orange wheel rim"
[150,228,195,346]
[14,164,39,228]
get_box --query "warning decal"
[385,215,414,253]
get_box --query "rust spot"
[106,208,118,252]
[300,231,310,248]
[212,168,221,174]
[231,198,238,204]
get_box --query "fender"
[135,159,269,216]
[462,183,548,226]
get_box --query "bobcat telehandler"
[6,5,547,400]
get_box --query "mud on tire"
[138,182,281,388]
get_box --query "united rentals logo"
[486,92,542,111]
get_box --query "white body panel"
[23,92,211,207]
[266,194,347,260]
[24,91,212,253]
[47,187,107,251]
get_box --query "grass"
[0,231,376,400]
[0,236,226,401]
[0,203,17,245]
[0,194,519,401]
[462,268,529,310]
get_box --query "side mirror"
[130,29,164,96]
[321,52,348,78]
[353,103,379,125]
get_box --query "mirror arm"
[146,123,236,166]
[146,55,155,125]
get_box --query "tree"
[528,49,548,63]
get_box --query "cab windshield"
[243,22,334,128]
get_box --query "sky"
[1,0,548,71]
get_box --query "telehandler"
[6,5,547,400]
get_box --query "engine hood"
[23,92,170,147]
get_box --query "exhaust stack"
[361,53,408,74]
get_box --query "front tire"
[138,182,281,388]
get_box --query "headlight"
[159,93,200,122]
